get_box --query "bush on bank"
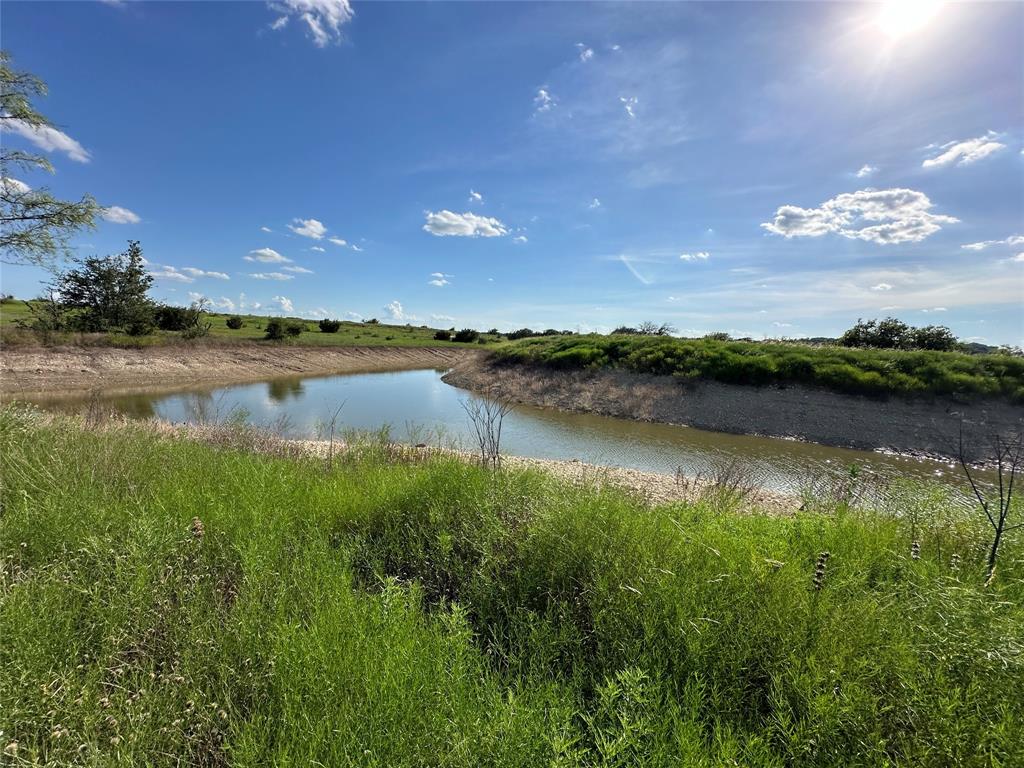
[1,407,1021,766]
[494,334,1024,400]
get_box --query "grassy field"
[2,407,1022,766]
[0,300,491,349]
[495,334,1024,401]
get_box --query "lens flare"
[876,0,945,40]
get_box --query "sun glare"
[876,0,945,40]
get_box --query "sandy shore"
[1,344,478,398]
[443,359,1024,462]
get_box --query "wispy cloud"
[267,0,353,47]
[468,189,483,204]
[576,43,594,62]
[619,254,652,285]
[182,267,230,280]
[101,206,140,224]
[533,87,556,115]
[427,271,450,287]
[679,251,709,262]
[2,119,91,163]
[282,265,314,274]
[244,247,291,263]
[922,131,1006,168]
[855,164,877,178]
[249,272,294,281]
[961,234,1024,251]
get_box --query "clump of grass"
[1,405,1022,766]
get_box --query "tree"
[0,51,100,266]
[52,241,155,333]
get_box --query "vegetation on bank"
[494,334,1024,401]
[0,297,502,350]
[2,408,1022,766]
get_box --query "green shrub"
[319,318,342,333]
[265,318,286,340]
[454,328,480,343]
[226,316,244,330]
[434,330,452,341]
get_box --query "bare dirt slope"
[443,358,1024,461]
[1,345,477,398]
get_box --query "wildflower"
[812,551,831,591]
[911,541,921,560]
[4,741,18,757]
[951,553,961,571]
[190,517,205,540]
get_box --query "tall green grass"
[1,407,1022,766]
[494,335,1024,401]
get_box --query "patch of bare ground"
[0,344,479,398]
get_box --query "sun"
[876,0,945,40]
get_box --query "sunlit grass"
[1,406,1022,765]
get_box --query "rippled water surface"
[32,368,972,494]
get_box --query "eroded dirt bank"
[443,359,1024,461]
[1,344,478,398]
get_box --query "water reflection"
[25,368,976,495]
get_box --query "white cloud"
[282,265,314,274]
[855,164,877,178]
[679,251,709,262]
[922,132,1006,168]
[871,282,893,291]
[384,300,410,321]
[761,188,958,245]
[270,295,294,313]
[260,226,273,233]
[328,236,347,246]
[534,87,556,114]
[468,189,483,203]
[268,0,353,47]
[422,210,508,237]
[249,272,294,280]
[772,321,793,328]
[1011,253,1024,263]
[576,43,594,62]
[288,217,327,239]
[619,95,638,118]
[428,277,449,287]
[921,307,947,313]
[1,118,91,163]
[588,198,602,209]
[350,244,363,252]
[431,313,455,323]
[513,235,528,244]
[149,266,194,283]
[182,267,230,280]
[244,247,291,263]
[101,206,140,224]
[960,234,1024,251]
[310,245,325,252]
[1,177,31,194]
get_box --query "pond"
[28,367,974,496]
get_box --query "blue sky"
[2,1,1022,343]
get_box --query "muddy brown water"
[24,367,983,496]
